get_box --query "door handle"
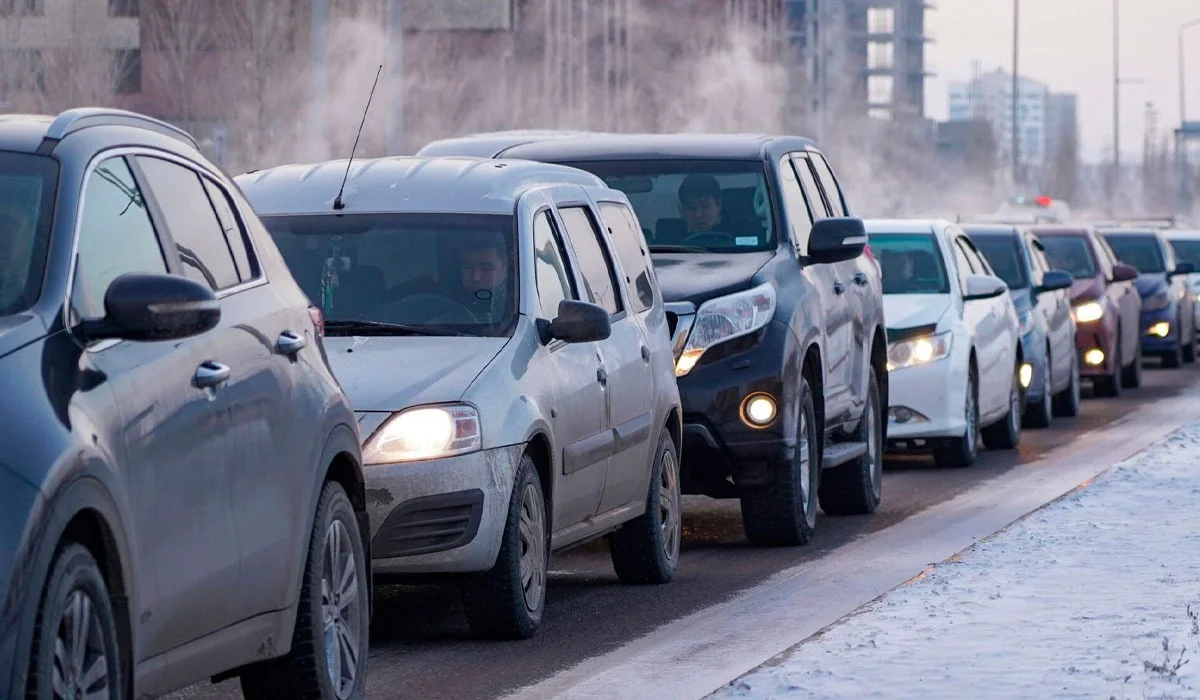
[640,345,651,362]
[833,282,846,295]
[277,330,307,355]
[597,367,608,385]
[853,271,869,286]
[194,361,231,388]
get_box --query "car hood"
[1135,274,1168,298]
[650,251,775,306]
[1069,277,1105,303]
[883,295,952,332]
[0,313,47,361]
[322,335,510,411]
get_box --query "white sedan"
[867,219,1024,468]
[1164,229,1200,332]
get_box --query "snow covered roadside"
[712,422,1200,700]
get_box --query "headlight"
[1072,300,1104,323]
[1142,289,1170,311]
[362,404,481,465]
[1018,311,1034,335]
[676,283,776,377]
[886,331,952,371]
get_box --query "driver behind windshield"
[455,230,510,320]
[679,174,725,236]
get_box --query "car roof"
[0,108,203,157]
[0,114,55,152]
[863,219,944,234]
[961,223,1020,236]
[1098,227,1160,237]
[420,131,819,161]
[1164,229,1200,240]
[1025,224,1092,236]
[234,156,608,217]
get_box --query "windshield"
[1039,236,1097,279]
[867,233,951,295]
[556,159,776,253]
[968,234,1027,289]
[262,213,518,337]
[1103,234,1165,274]
[1168,239,1200,269]
[0,152,58,317]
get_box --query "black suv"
[0,109,370,699]
[419,133,888,546]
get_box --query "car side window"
[1028,237,1049,286]
[808,152,847,216]
[71,156,168,320]
[1092,234,1116,277]
[531,210,577,320]
[778,155,815,255]
[135,156,240,291]
[202,176,259,281]
[951,237,975,289]
[792,154,831,219]
[960,237,993,276]
[597,201,655,313]
[557,205,624,315]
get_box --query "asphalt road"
[172,359,1200,700]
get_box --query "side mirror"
[1111,263,1139,282]
[1038,269,1074,292]
[1172,261,1196,276]
[543,300,611,344]
[963,273,1008,301]
[808,217,867,264]
[80,272,220,342]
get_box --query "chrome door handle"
[597,367,608,385]
[640,345,651,362]
[277,330,307,355]
[194,361,231,388]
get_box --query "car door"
[68,152,244,660]
[556,201,655,515]
[528,204,608,531]
[1029,235,1073,387]
[1094,233,1138,363]
[948,231,1002,418]
[1161,237,1192,338]
[960,233,1016,413]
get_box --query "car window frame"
[806,151,849,217]
[792,153,832,220]
[199,172,264,286]
[551,201,628,320]
[1090,232,1117,278]
[530,205,581,322]
[594,198,658,314]
[778,154,817,256]
[948,232,976,290]
[958,235,995,277]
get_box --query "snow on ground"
[711,422,1200,700]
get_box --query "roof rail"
[37,108,200,154]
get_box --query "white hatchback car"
[867,219,1024,468]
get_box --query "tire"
[26,544,123,700]
[1162,325,1183,369]
[933,364,979,468]
[609,427,682,585]
[1122,336,1145,384]
[1184,337,1196,364]
[819,366,883,515]
[1023,352,1053,429]
[461,454,548,639]
[740,374,820,547]
[241,482,369,700]
[1051,353,1081,417]
[982,362,1022,450]
[1094,335,1123,397]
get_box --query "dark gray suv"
[0,109,370,700]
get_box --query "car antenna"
[333,64,383,211]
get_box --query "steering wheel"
[683,231,739,247]
[373,293,478,325]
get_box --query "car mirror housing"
[1038,269,1074,292]
[1111,263,1139,282]
[808,217,867,264]
[80,272,220,342]
[541,300,612,344]
[963,274,1008,301]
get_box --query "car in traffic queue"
[1032,225,1143,397]
[962,224,1080,427]
[1097,228,1197,367]
[418,131,890,549]
[1163,228,1200,333]
[0,109,371,700]
[866,219,1023,468]
[236,156,684,640]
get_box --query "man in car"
[455,230,511,321]
[679,174,725,235]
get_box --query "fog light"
[1149,321,1170,338]
[1019,363,1033,388]
[741,393,777,428]
[1084,348,1105,366]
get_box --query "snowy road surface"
[713,421,1200,700]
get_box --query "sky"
[925,0,1200,163]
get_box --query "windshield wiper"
[323,319,466,337]
[649,244,709,253]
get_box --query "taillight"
[308,306,324,338]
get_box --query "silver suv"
[237,156,683,639]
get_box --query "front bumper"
[365,444,523,575]
[885,354,969,441]
[1074,319,1116,377]
[1139,306,1179,353]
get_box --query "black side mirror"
[808,217,867,264]
[540,300,611,344]
[1038,269,1074,292]
[80,272,220,342]
[1172,261,1196,276]
[1111,263,1139,283]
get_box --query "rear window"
[0,152,58,317]
[968,234,1027,289]
[867,233,951,295]
[1103,234,1164,274]
[1039,236,1097,279]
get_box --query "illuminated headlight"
[1148,322,1171,338]
[1191,293,1200,302]
[886,331,952,371]
[362,404,481,465]
[1142,289,1170,311]
[1071,300,1104,324]
[675,283,776,377]
[1019,363,1033,388]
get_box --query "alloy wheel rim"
[52,589,109,700]
[868,389,882,500]
[1009,377,1020,432]
[659,449,681,562]
[965,378,977,448]
[321,519,361,700]
[518,484,546,613]
[798,408,813,517]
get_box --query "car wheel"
[818,365,883,515]
[933,364,979,468]
[1052,353,1081,417]
[982,362,1022,450]
[1184,335,1196,363]
[241,481,369,700]
[740,373,819,547]
[1124,337,1146,383]
[1163,324,1183,369]
[461,454,548,639]
[1023,353,1053,429]
[26,544,123,700]
[1095,334,1123,397]
[609,426,682,585]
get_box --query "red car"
[1032,226,1142,396]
